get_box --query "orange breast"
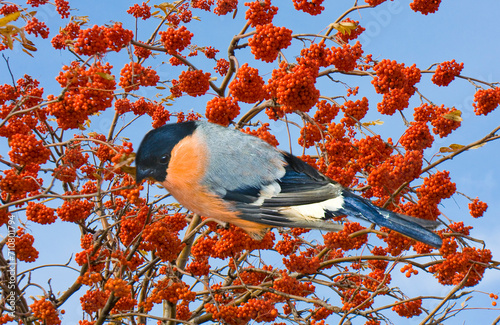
[162,134,268,239]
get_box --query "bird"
[135,120,442,248]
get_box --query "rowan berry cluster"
[118,208,146,246]
[184,256,210,276]
[399,121,434,151]
[322,123,355,168]
[378,227,415,256]
[168,3,193,27]
[141,220,184,261]
[336,18,365,42]
[191,0,214,11]
[365,0,386,6]
[376,88,410,115]
[340,97,369,126]
[329,42,363,72]
[245,0,278,27]
[248,24,293,63]
[372,60,419,94]
[56,196,93,222]
[47,61,116,130]
[119,62,160,92]
[314,100,340,124]
[159,26,193,55]
[52,165,76,182]
[214,58,230,76]
[271,271,315,299]
[410,0,441,15]
[432,60,464,86]
[429,246,492,287]
[210,226,274,259]
[80,289,108,314]
[105,23,135,52]
[488,293,500,308]
[367,150,423,198]
[15,228,39,262]
[63,146,89,168]
[206,297,278,324]
[354,135,393,172]
[339,284,373,311]
[192,47,212,61]
[78,320,95,325]
[0,209,10,227]
[177,69,211,97]
[372,60,420,115]
[132,42,152,59]
[239,123,277,147]
[8,133,51,166]
[111,294,137,314]
[142,279,195,310]
[400,264,419,278]
[431,106,462,137]
[26,202,57,224]
[30,298,61,325]
[25,17,50,39]
[417,171,456,205]
[298,41,331,68]
[74,23,133,56]
[323,222,367,251]
[111,177,144,206]
[213,0,238,15]
[77,271,102,286]
[127,2,152,20]
[229,63,266,103]
[75,246,110,272]
[51,22,81,50]
[392,299,422,318]
[190,234,217,260]
[205,96,240,126]
[310,306,334,321]
[398,200,440,225]
[0,167,41,201]
[0,315,14,324]
[283,252,321,274]
[105,278,131,298]
[472,88,500,116]
[0,4,19,14]
[293,0,325,15]
[266,62,320,114]
[448,221,473,236]
[54,0,70,18]
[469,197,488,218]
[299,123,324,148]
[26,0,48,7]
[232,267,272,290]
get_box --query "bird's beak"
[135,167,152,185]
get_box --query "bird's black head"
[135,121,198,184]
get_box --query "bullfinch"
[135,120,442,248]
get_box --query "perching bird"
[135,120,442,248]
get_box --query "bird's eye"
[159,154,170,165]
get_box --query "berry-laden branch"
[1,1,499,325]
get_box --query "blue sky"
[1,1,500,324]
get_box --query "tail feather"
[337,191,442,248]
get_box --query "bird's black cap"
[135,121,198,183]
